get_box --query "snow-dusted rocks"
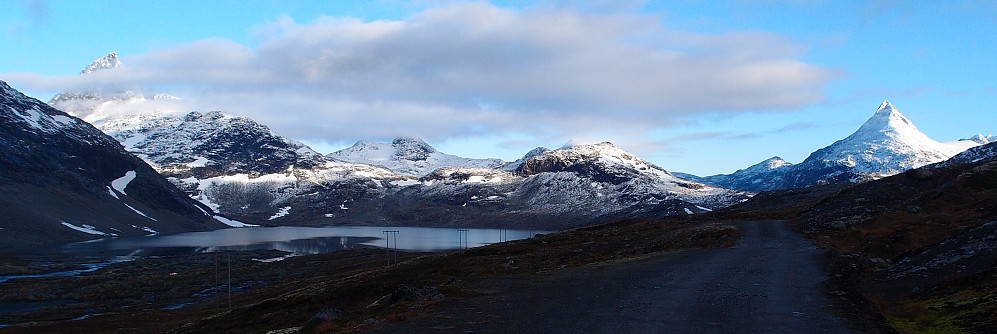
[513,143,747,213]
[931,141,997,168]
[499,147,550,172]
[384,143,749,229]
[98,110,326,178]
[328,137,504,177]
[683,101,985,192]
[966,134,995,145]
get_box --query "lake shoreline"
[0,248,422,330]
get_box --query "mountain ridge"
[328,137,505,177]
[44,54,745,231]
[681,101,984,192]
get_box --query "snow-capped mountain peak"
[50,51,182,120]
[392,137,437,161]
[686,101,983,192]
[807,101,969,175]
[500,147,551,171]
[746,156,791,173]
[81,52,123,75]
[966,134,995,145]
[855,100,918,136]
[517,142,674,181]
[329,137,504,176]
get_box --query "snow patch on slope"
[62,222,114,236]
[268,206,291,220]
[131,225,158,236]
[111,171,136,195]
[121,202,157,222]
[107,186,120,200]
[214,215,255,227]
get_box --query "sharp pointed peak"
[877,100,895,113]
[861,100,915,130]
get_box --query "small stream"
[0,258,131,284]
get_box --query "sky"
[1,0,994,176]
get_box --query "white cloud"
[3,2,837,150]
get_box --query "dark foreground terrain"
[365,220,874,333]
[3,158,993,333]
[0,218,740,333]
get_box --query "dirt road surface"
[366,220,875,333]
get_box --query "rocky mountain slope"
[0,80,227,249]
[675,156,792,192]
[44,53,407,225]
[328,137,504,176]
[191,142,747,230]
[683,101,984,192]
[789,144,997,333]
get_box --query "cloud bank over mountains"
[5,3,836,151]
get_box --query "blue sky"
[2,0,994,176]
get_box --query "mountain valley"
[0,52,993,334]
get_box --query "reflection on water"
[62,226,547,256]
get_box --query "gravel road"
[367,220,871,333]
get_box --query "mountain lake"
[60,225,548,257]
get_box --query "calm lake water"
[61,225,547,256]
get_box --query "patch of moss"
[884,275,996,334]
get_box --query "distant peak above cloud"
[81,52,122,75]
[560,139,583,149]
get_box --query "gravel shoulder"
[366,220,876,333]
